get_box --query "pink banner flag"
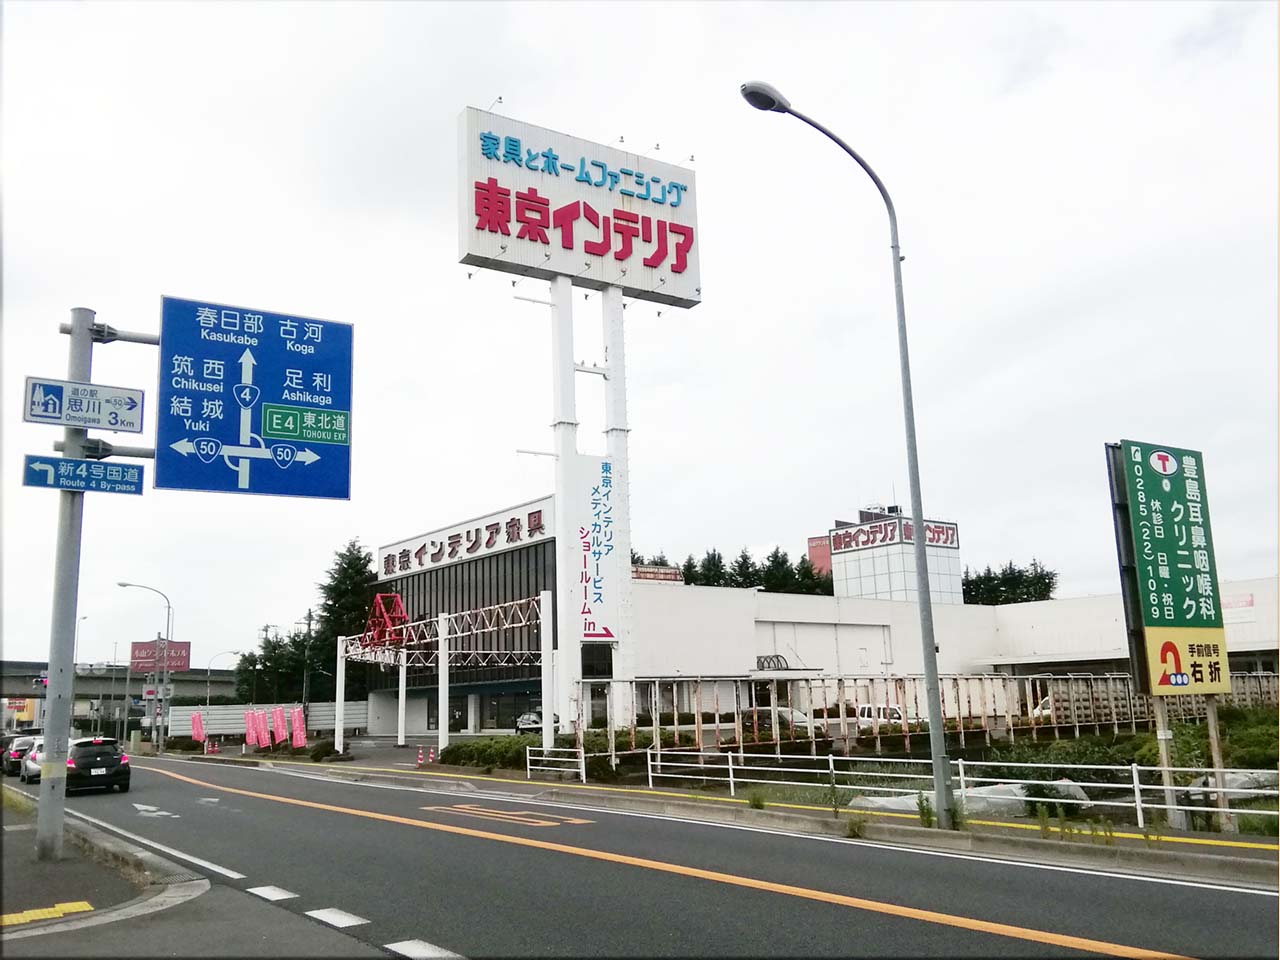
[244,710,258,746]
[290,707,307,748]
[256,710,270,747]
[191,711,206,742]
[271,706,288,744]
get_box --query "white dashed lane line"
[304,907,369,928]
[246,885,298,901]
[384,939,465,959]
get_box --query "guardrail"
[643,749,1278,833]
[526,745,586,783]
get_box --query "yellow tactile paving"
[1,901,94,927]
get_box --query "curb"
[1,789,210,940]
[535,787,1278,886]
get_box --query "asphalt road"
[16,756,1278,958]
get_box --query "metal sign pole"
[1204,695,1236,832]
[1152,698,1185,830]
[437,612,450,753]
[540,589,554,751]
[549,275,579,736]
[35,308,95,861]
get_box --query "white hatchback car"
[19,737,44,783]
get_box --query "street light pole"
[207,650,240,709]
[118,582,173,755]
[740,81,954,828]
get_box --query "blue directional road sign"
[24,455,145,495]
[155,297,353,499]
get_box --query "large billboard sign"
[1112,441,1228,696]
[830,517,960,554]
[458,108,701,309]
[378,496,555,581]
[130,640,191,673]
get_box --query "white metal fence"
[640,749,1278,833]
[168,701,369,737]
[526,745,586,783]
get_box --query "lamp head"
[740,81,790,113]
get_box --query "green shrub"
[309,738,337,762]
[1036,803,1051,838]
[747,791,766,810]
[916,792,934,828]
[845,816,866,839]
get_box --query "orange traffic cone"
[427,747,435,764]
[416,745,424,768]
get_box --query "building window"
[581,643,613,680]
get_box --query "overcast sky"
[3,1,1276,669]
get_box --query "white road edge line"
[385,938,466,959]
[305,907,368,928]
[143,756,1279,898]
[9,786,246,880]
[246,885,298,901]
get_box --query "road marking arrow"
[131,802,180,818]
[28,462,55,484]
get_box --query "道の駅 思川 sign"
[458,107,700,309]
[1118,440,1229,696]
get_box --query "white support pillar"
[550,275,580,734]
[334,640,347,755]
[540,589,555,751]
[437,612,450,752]
[601,285,633,706]
[396,650,407,748]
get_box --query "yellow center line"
[184,754,1279,852]
[136,763,1194,960]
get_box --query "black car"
[3,736,36,777]
[66,737,130,793]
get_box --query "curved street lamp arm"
[784,107,900,248]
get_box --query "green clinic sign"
[1118,440,1229,695]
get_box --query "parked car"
[854,704,905,731]
[741,707,828,738]
[515,712,558,735]
[19,737,43,783]
[3,736,36,776]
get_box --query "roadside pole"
[1204,694,1236,832]
[158,631,168,754]
[539,589,554,752]
[1152,698,1186,830]
[118,660,131,741]
[35,308,94,861]
[437,612,450,753]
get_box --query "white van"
[854,704,904,731]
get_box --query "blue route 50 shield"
[155,297,353,499]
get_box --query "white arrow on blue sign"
[23,455,145,495]
[24,377,145,433]
[154,297,352,499]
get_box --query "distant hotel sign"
[379,496,554,581]
[830,517,959,554]
[458,107,701,309]
[130,640,191,673]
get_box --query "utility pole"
[301,608,314,718]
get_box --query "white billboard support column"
[397,649,407,748]
[334,640,347,755]
[551,275,580,734]
[539,589,555,751]
[602,285,632,724]
[437,612,451,752]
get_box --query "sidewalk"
[2,803,137,929]
[1,786,383,957]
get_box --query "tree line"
[632,547,834,595]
